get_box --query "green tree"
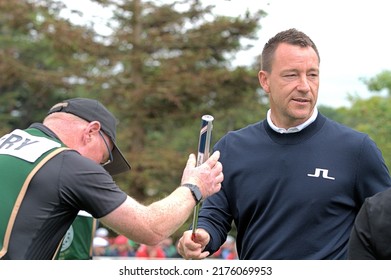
[0,0,105,134]
[362,70,391,96]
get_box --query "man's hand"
[181,151,223,199]
[177,229,211,259]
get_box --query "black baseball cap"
[48,98,131,175]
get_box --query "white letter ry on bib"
[0,129,61,162]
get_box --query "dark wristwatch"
[182,183,202,205]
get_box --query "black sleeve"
[54,150,127,218]
[347,200,376,260]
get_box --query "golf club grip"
[196,115,214,166]
[192,115,214,241]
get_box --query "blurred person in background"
[106,235,135,257]
[92,236,109,257]
[136,243,166,259]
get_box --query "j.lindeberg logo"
[307,168,335,180]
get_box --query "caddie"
[0,97,223,259]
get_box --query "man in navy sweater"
[177,28,391,259]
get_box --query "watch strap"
[181,183,202,204]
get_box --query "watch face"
[60,225,74,252]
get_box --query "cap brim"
[103,144,131,176]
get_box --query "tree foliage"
[362,70,391,96]
[0,0,109,134]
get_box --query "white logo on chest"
[307,168,335,180]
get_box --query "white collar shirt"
[266,107,318,134]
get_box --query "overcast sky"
[61,0,390,108]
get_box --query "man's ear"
[258,70,270,93]
[88,121,101,133]
[83,121,101,142]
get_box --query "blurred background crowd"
[92,227,237,260]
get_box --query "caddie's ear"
[258,70,270,94]
[81,121,101,144]
[86,121,101,134]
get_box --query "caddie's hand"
[177,229,210,260]
[181,151,223,199]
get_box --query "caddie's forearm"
[145,186,197,245]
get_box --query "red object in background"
[136,244,166,259]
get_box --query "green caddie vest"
[0,128,67,259]
[55,210,97,260]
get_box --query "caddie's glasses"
[99,130,113,166]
